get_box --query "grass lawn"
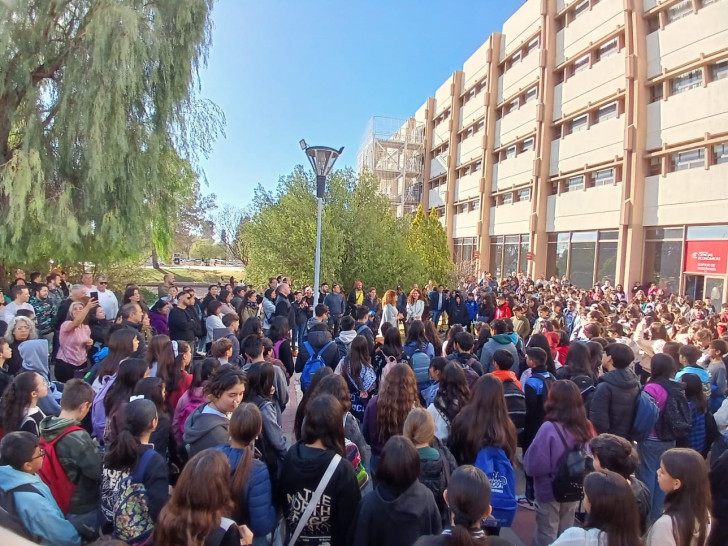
[135,266,246,284]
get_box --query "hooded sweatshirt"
[348,480,442,546]
[479,334,519,374]
[0,465,81,545]
[182,402,230,457]
[39,416,102,514]
[589,367,640,439]
[20,339,61,417]
[335,330,358,360]
[295,326,340,372]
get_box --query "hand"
[238,525,253,545]
[86,298,98,309]
[85,338,94,348]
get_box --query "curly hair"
[376,364,419,443]
[4,316,38,344]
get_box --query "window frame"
[671,69,703,95]
[567,175,585,192]
[597,102,618,122]
[592,168,615,187]
[671,148,705,171]
[570,114,589,133]
[573,54,591,74]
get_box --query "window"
[672,69,702,94]
[647,15,660,34]
[567,175,585,191]
[507,98,520,113]
[671,148,705,171]
[501,193,513,205]
[470,199,480,211]
[506,145,517,159]
[667,0,693,22]
[712,60,728,81]
[573,0,590,19]
[597,102,618,122]
[592,168,614,186]
[597,38,618,60]
[517,188,531,202]
[477,120,485,132]
[510,51,522,67]
[650,84,664,103]
[524,86,538,103]
[571,114,588,133]
[521,137,535,152]
[526,37,540,55]
[573,54,590,74]
[474,159,483,171]
[714,143,728,165]
[648,157,662,176]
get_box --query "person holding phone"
[55,298,98,382]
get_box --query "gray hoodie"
[182,402,230,457]
[20,340,61,416]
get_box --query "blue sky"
[199,0,525,205]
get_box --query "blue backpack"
[301,341,334,392]
[403,344,432,390]
[474,447,517,527]
[630,388,659,442]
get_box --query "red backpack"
[38,425,83,514]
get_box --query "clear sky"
[199,0,526,205]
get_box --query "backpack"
[38,425,84,514]
[570,375,596,414]
[92,374,116,441]
[459,361,480,388]
[630,388,659,442]
[112,449,157,545]
[421,381,440,407]
[656,380,691,441]
[271,339,285,360]
[502,379,526,432]
[0,483,41,542]
[345,438,369,491]
[474,447,517,527]
[404,346,432,390]
[378,354,398,388]
[552,423,588,503]
[300,341,334,392]
[174,389,206,444]
[355,324,370,336]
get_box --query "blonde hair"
[383,289,397,307]
[403,407,435,446]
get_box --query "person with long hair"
[100,399,169,534]
[217,403,277,542]
[523,380,596,546]
[381,289,402,333]
[146,334,176,379]
[407,288,425,324]
[413,465,513,546]
[373,325,404,384]
[679,373,716,458]
[206,300,225,350]
[349,435,442,545]
[338,335,376,422]
[2,371,48,436]
[134,376,173,460]
[551,469,642,546]
[244,361,286,477]
[294,366,334,441]
[424,319,444,359]
[363,363,420,473]
[101,357,150,445]
[278,394,361,546]
[148,299,170,337]
[4,316,38,376]
[120,285,149,314]
[172,356,221,443]
[91,328,139,388]
[428,362,469,441]
[154,449,249,546]
[268,316,294,376]
[404,320,435,359]
[158,339,192,413]
[239,315,262,341]
[646,448,711,546]
[633,318,668,383]
[554,341,593,382]
[443,325,465,357]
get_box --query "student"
[646,448,711,546]
[675,344,710,398]
[2,371,47,436]
[0,431,82,545]
[551,470,641,546]
[589,342,639,439]
[100,399,169,534]
[293,366,334,441]
[589,433,651,534]
[489,350,525,436]
[245,335,289,412]
[447,331,484,381]
[678,373,718,458]
[522,347,555,476]
[336,335,376,422]
[172,357,220,444]
[154,449,250,546]
[278,394,361,546]
[133,377,174,460]
[523,380,596,546]
[211,337,234,365]
[349,435,442,546]
[0,338,12,398]
[413,465,514,546]
[422,356,448,407]
[707,339,727,412]
[183,365,247,457]
[403,319,436,359]
[100,358,150,445]
[427,362,470,441]
[159,339,192,414]
[38,379,101,532]
[217,403,277,541]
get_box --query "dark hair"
[151,299,168,313]
[315,304,328,317]
[99,329,141,380]
[661,448,711,546]
[434,363,470,424]
[376,435,420,488]
[189,357,221,390]
[381,326,403,359]
[423,319,443,357]
[229,403,263,524]
[315,375,351,413]
[545,380,594,443]
[104,358,150,415]
[241,334,263,361]
[293,367,334,441]
[354,305,369,321]
[244,362,275,401]
[562,341,592,379]
[492,349,514,371]
[526,346,547,368]
[583,470,642,546]
[134,377,167,416]
[527,333,555,374]
[159,340,189,398]
[0,431,39,470]
[268,316,289,342]
[239,317,262,340]
[60,378,95,410]
[121,286,141,307]
[680,373,708,413]
[449,375,517,464]
[604,342,634,369]
[104,399,158,471]
[454,331,474,353]
[204,365,247,400]
[2,371,41,433]
[589,434,638,479]
[404,320,428,348]
[217,289,231,304]
[586,341,604,380]
[429,356,448,376]
[678,344,702,366]
[301,394,345,456]
[648,353,676,382]
[207,300,223,316]
[222,313,239,328]
[445,465,493,544]
[445,325,465,356]
[343,335,371,390]
[145,334,175,380]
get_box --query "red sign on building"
[473,251,480,259]
[684,240,728,275]
[526,252,534,261]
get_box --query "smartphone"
[90,291,99,300]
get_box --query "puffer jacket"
[589,367,640,439]
[418,439,457,526]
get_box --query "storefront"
[545,230,618,288]
[489,234,530,279]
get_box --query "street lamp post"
[299,140,344,297]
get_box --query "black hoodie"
[295,326,340,373]
[590,367,640,439]
[278,443,361,546]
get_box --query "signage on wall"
[473,251,480,259]
[526,252,534,261]
[684,240,728,275]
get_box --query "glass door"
[684,275,705,302]
[705,277,725,311]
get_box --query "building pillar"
[445,71,464,258]
[421,97,436,211]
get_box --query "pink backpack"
[271,339,285,360]
[173,388,206,443]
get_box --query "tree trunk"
[151,247,160,269]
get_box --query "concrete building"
[359,0,728,302]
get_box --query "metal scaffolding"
[357,116,425,216]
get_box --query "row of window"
[649,60,728,103]
[455,199,481,214]
[497,85,539,119]
[556,0,601,30]
[553,99,621,139]
[555,35,621,84]
[550,166,620,195]
[647,0,722,33]
[460,119,485,143]
[501,35,540,75]
[495,135,535,163]
[462,78,488,105]
[495,186,532,206]
[457,159,483,179]
[434,107,451,128]
[648,143,728,175]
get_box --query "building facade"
[359,0,728,302]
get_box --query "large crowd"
[0,267,726,546]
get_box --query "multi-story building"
[359,0,728,304]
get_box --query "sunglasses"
[98,281,108,285]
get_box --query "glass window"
[645,227,684,240]
[592,168,614,186]
[571,231,598,242]
[521,137,535,152]
[555,234,570,279]
[517,188,531,202]
[597,38,618,60]
[474,159,483,171]
[667,0,693,22]
[643,240,683,293]
[503,243,520,277]
[508,98,520,113]
[571,114,588,133]
[571,239,596,288]
[573,0,589,19]
[506,145,517,159]
[715,143,728,165]
[713,60,728,81]
[524,86,538,103]
[597,241,618,285]
[671,148,704,171]
[519,235,530,274]
[599,230,619,241]
[501,192,513,205]
[510,50,522,67]
[650,84,664,103]
[648,157,662,176]
[567,175,585,191]
[491,242,504,279]
[597,102,618,122]
[686,225,728,240]
[574,54,590,73]
[672,69,702,94]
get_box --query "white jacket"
[552,527,608,546]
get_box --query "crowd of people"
[0,266,726,546]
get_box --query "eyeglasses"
[98,281,108,285]
[32,448,46,460]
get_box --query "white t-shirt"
[3,301,34,323]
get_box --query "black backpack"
[551,423,589,503]
[0,483,41,542]
[655,379,691,442]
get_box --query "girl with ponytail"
[1,371,48,435]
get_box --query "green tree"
[407,205,453,285]
[0,0,224,270]
[190,239,225,260]
[173,182,217,258]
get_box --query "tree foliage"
[242,168,454,290]
[0,0,224,268]
[407,205,453,285]
[216,204,250,266]
[190,239,225,260]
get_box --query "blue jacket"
[217,445,277,536]
[0,466,81,545]
[465,300,478,321]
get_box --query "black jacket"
[295,327,340,372]
[448,300,470,327]
[418,440,457,527]
[354,321,375,359]
[274,295,295,329]
[589,367,640,439]
[168,306,196,344]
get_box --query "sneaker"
[517,496,535,510]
